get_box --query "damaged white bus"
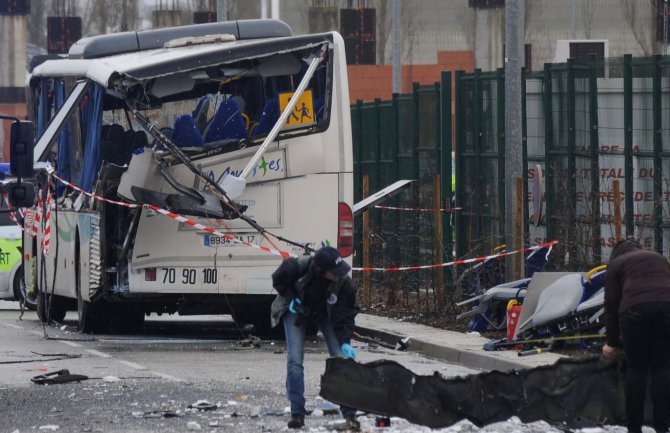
[11,19,354,332]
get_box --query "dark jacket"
[270,255,359,344]
[604,249,670,347]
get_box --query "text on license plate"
[204,234,257,247]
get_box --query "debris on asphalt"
[237,335,261,348]
[395,337,410,351]
[131,410,180,418]
[186,421,202,430]
[31,369,88,385]
[312,400,339,415]
[187,400,218,411]
[375,416,391,427]
[101,376,121,382]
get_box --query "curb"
[354,323,564,373]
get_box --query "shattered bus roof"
[30,33,333,87]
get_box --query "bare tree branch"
[621,0,653,55]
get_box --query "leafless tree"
[581,0,596,39]
[456,3,476,52]
[28,0,47,46]
[621,0,654,55]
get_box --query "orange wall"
[347,51,475,104]
[0,103,27,163]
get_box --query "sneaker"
[288,414,305,429]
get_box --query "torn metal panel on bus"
[29,26,334,219]
[321,357,628,429]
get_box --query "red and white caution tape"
[42,181,52,256]
[48,169,296,259]
[32,190,42,239]
[351,240,558,272]
[24,208,34,237]
[8,207,23,231]
[374,205,462,213]
[144,204,294,259]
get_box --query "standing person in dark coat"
[602,239,670,433]
[270,246,360,430]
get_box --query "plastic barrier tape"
[374,205,462,212]
[351,241,558,272]
[48,169,295,259]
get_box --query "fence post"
[623,54,634,238]
[543,63,555,266]
[440,71,453,297]
[473,69,483,245]
[433,175,445,309]
[589,54,601,263]
[566,58,577,268]
[653,54,663,253]
[497,67,506,239]
[391,93,400,307]
[455,70,465,260]
[521,66,529,238]
[362,175,371,307]
[613,179,622,241]
[514,177,523,279]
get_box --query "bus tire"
[13,267,37,311]
[77,294,98,334]
[37,292,67,323]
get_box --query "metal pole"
[391,0,401,94]
[570,0,576,39]
[261,0,268,19]
[271,0,279,20]
[217,0,227,21]
[504,0,525,280]
[665,0,668,54]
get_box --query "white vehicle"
[0,201,25,306]
[10,19,354,332]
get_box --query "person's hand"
[341,343,356,359]
[289,298,302,314]
[602,343,618,359]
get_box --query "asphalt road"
[0,302,477,433]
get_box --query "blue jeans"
[283,311,356,418]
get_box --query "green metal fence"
[351,55,670,309]
[351,75,453,311]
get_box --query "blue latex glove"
[289,297,302,314]
[341,343,356,359]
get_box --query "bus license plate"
[204,234,257,247]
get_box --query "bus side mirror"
[4,181,36,209]
[10,121,34,179]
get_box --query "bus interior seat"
[202,98,248,143]
[171,114,204,148]
[252,98,279,137]
[192,95,210,133]
[121,130,149,164]
[101,124,126,165]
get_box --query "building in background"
[3,0,663,109]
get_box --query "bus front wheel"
[36,292,67,323]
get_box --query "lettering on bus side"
[161,267,218,285]
[206,155,284,185]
